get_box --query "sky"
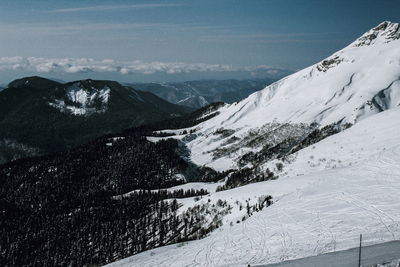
[0,0,399,83]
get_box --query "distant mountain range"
[0,76,190,164]
[3,21,400,267]
[127,78,276,108]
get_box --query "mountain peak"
[315,21,400,73]
[8,76,61,89]
[353,21,400,47]
[66,79,123,91]
[172,21,400,172]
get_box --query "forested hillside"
[0,76,191,164]
[0,129,213,266]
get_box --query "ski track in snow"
[107,22,400,267]
[107,106,400,267]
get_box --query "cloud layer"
[0,56,284,76]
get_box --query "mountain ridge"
[106,21,400,267]
[0,76,191,164]
[168,21,400,171]
[127,78,277,109]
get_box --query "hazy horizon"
[1,0,399,83]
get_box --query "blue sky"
[0,0,399,82]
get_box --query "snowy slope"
[108,106,400,267]
[177,21,400,171]
[107,22,400,267]
[48,82,111,115]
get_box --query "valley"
[128,79,279,109]
[1,4,400,265]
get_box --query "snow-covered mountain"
[108,21,400,266]
[175,21,400,171]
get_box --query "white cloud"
[0,56,285,76]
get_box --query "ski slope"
[258,240,400,267]
[108,107,400,267]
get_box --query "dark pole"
[358,234,362,267]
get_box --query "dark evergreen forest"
[0,129,212,266]
[0,102,243,266]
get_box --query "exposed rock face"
[354,21,400,47]
[48,81,111,116]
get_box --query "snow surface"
[255,240,400,267]
[107,107,400,267]
[107,22,400,267]
[48,83,111,116]
[376,259,400,267]
[174,21,400,171]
